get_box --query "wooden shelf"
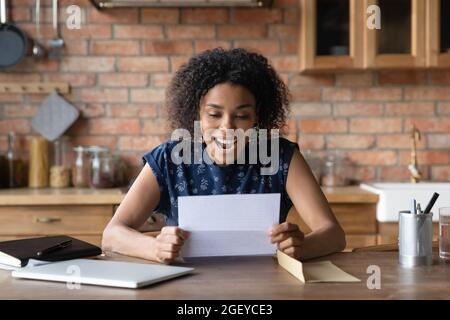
[90,0,272,9]
[0,82,70,94]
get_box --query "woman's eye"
[208,113,221,118]
[236,115,250,120]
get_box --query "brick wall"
[0,0,449,182]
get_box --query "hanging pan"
[0,0,28,70]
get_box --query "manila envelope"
[277,250,361,283]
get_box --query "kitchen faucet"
[408,124,422,183]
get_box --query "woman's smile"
[213,136,237,151]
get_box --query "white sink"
[360,183,450,222]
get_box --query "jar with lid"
[89,147,115,188]
[321,153,349,187]
[72,146,90,188]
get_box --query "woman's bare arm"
[284,149,346,260]
[102,164,187,263]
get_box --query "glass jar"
[50,136,71,188]
[0,153,8,189]
[90,147,115,188]
[112,153,127,187]
[72,146,91,188]
[321,153,349,187]
[303,150,322,184]
[6,132,26,188]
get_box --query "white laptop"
[12,259,194,289]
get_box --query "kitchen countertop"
[0,188,125,205]
[0,185,378,206]
[322,186,378,203]
[0,251,448,299]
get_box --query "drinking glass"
[439,207,450,261]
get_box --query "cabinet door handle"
[36,217,62,223]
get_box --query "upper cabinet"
[300,0,448,73]
[363,0,426,69]
[300,0,364,72]
[426,0,450,67]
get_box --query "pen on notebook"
[36,239,72,257]
[423,192,440,214]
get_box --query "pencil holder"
[398,211,433,267]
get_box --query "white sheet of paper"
[0,259,52,271]
[178,193,280,258]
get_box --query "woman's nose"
[219,115,235,130]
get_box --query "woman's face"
[199,83,257,165]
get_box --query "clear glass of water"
[439,207,450,261]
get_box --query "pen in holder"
[398,210,433,267]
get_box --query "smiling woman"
[102,48,346,264]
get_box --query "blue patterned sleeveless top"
[143,137,299,226]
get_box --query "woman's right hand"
[153,226,189,264]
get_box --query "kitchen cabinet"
[300,0,446,72]
[300,0,364,72]
[0,188,124,247]
[377,222,439,245]
[426,0,450,67]
[363,0,426,69]
[0,187,381,251]
[287,186,379,250]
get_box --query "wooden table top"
[0,251,448,300]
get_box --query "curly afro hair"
[166,48,290,134]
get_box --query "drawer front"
[287,203,377,234]
[377,222,439,245]
[331,203,377,234]
[0,205,113,236]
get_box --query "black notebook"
[0,235,102,268]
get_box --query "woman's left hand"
[268,222,305,260]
